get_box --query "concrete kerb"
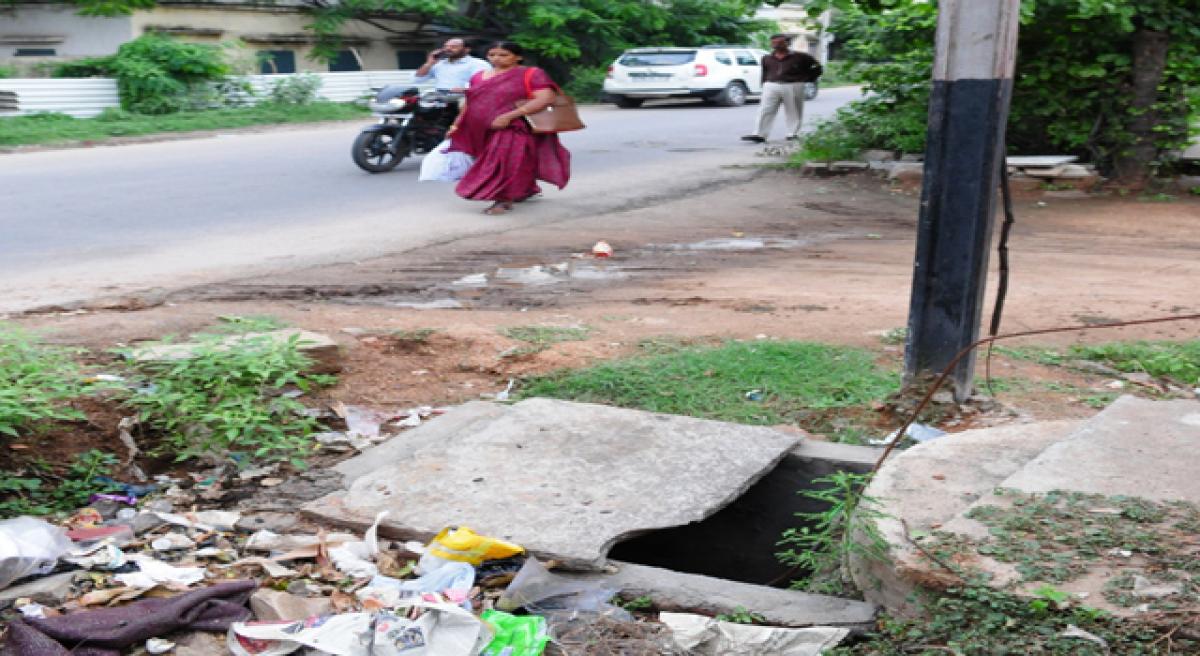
[855,396,1200,617]
[573,560,877,629]
[848,419,1081,616]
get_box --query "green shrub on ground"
[0,450,122,518]
[52,34,229,114]
[269,72,322,105]
[0,327,87,438]
[120,334,335,464]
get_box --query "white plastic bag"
[418,139,474,182]
[0,517,74,590]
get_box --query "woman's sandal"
[484,201,513,215]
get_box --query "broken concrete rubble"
[306,399,800,570]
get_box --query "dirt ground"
[11,169,1200,451]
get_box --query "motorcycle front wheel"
[352,131,407,173]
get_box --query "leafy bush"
[0,450,122,518]
[817,60,863,87]
[268,72,322,105]
[0,65,15,79]
[121,334,334,464]
[563,65,607,102]
[53,34,229,114]
[52,56,114,78]
[0,327,87,439]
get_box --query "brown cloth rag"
[3,579,255,656]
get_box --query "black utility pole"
[904,0,1020,399]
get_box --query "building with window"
[0,0,439,76]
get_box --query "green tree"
[807,0,1200,186]
[60,0,775,88]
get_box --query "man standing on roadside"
[741,34,822,144]
[414,38,491,93]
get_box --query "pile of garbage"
[0,501,849,655]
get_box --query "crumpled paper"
[228,600,492,656]
[659,612,849,656]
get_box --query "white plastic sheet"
[0,517,73,590]
[418,140,474,182]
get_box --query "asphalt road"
[0,87,861,312]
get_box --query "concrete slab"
[583,560,876,628]
[1006,155,1078,167]
[306,399,800,570]
[991,396,1200,503]
[848,420,1079,615]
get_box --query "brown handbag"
[515,67,585,134]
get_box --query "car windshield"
[618,51,696,67]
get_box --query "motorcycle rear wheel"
[352,131,407,173]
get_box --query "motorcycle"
[351,86,460,173]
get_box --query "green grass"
[196,314,290,337]
[519,340,899,427]
[0,101,368,147]
[1000,340,1200,385]
[500,325,591,347]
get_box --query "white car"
[604,46,767,108]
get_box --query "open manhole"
[608,446,874,587]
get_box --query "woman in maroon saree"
[448,42,571,215]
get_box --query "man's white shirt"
[415,56,492,90]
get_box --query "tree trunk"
[1110,27,1169,187]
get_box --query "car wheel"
[804,82,819,101]
[715,82,748,107]
[613,96,645,109]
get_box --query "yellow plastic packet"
[419,526,524,572]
